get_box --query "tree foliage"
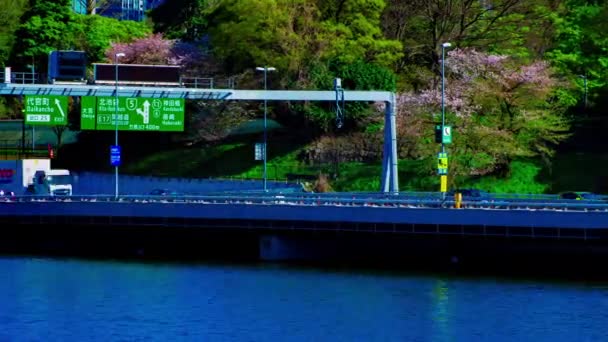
[0,0,28,66]
[185,101,255,145]
[205,0,323,75]
[315,0,403,67]
[544,0,608,110]
[72,15,151,63]
[106,33,204,69]
[148,0,212,41]
[382,0,552,88]
[10,0,150,68]
[11,0,76,66]
[204,0,401,76]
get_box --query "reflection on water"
[1,257,608,341]
[432,279,451,341]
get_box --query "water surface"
[1,257,607,341]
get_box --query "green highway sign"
[81,96,96,130]
[25,95,68,126]
[81,96,185,131]
[442,125,452,144]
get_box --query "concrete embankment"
[2,223,608,278]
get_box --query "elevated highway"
[1,193,608,268]
[1,192,607,237]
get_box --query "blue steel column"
[381,94,399,193]
[381,113,390,192]
[263,68,268,192]
[388,93,399,193]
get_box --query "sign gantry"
[1,82,399,193]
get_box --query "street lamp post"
[114,52,125,198]
[441,42,451,154]
[440,42,451,197]
[255,66,276,192]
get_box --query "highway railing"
[0,70,237,89]
[0,71,38,84]
[2,192,608,212]
[181,77,236,89]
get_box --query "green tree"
[204,0,401,75]
[71,15,151,63]
[202,0,402,134]
[544,1,608,111]
[148,0,212,41]
[382,0,552,87]
[316,0,403,68]
[205,0,323,75]
[10,0,77,68]
[0,0,28,66]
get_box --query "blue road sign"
[110,145,121,166]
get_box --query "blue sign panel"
[110,145,121,166]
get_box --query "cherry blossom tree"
[396,48,570,180]
[106,33,203,68]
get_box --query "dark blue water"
[1,257,608,341]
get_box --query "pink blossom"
[106,33,203,68]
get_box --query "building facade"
[72,0,165,20]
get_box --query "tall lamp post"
[114,52,125,198]
[255,66,276,192]
[439,42,452,197]
[441,42,451,154]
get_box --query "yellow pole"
[455,192,462,209]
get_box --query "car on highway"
[0,189,15,197]
[148,188,187,202]
[558,191,606,201]
[149,188,183,196]
[0,189,16,201]
[446,188,492,201]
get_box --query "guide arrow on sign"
[136,100,150,124]
[55,98,65,117]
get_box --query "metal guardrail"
[181,77,236,89]
[2,72,38,84]
[298,191,559,200]
[2,192,608,212]
[0,70,236,89]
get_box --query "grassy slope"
[120,140,585,193]
[123,134,313,180]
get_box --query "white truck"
[0,159,72,196]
